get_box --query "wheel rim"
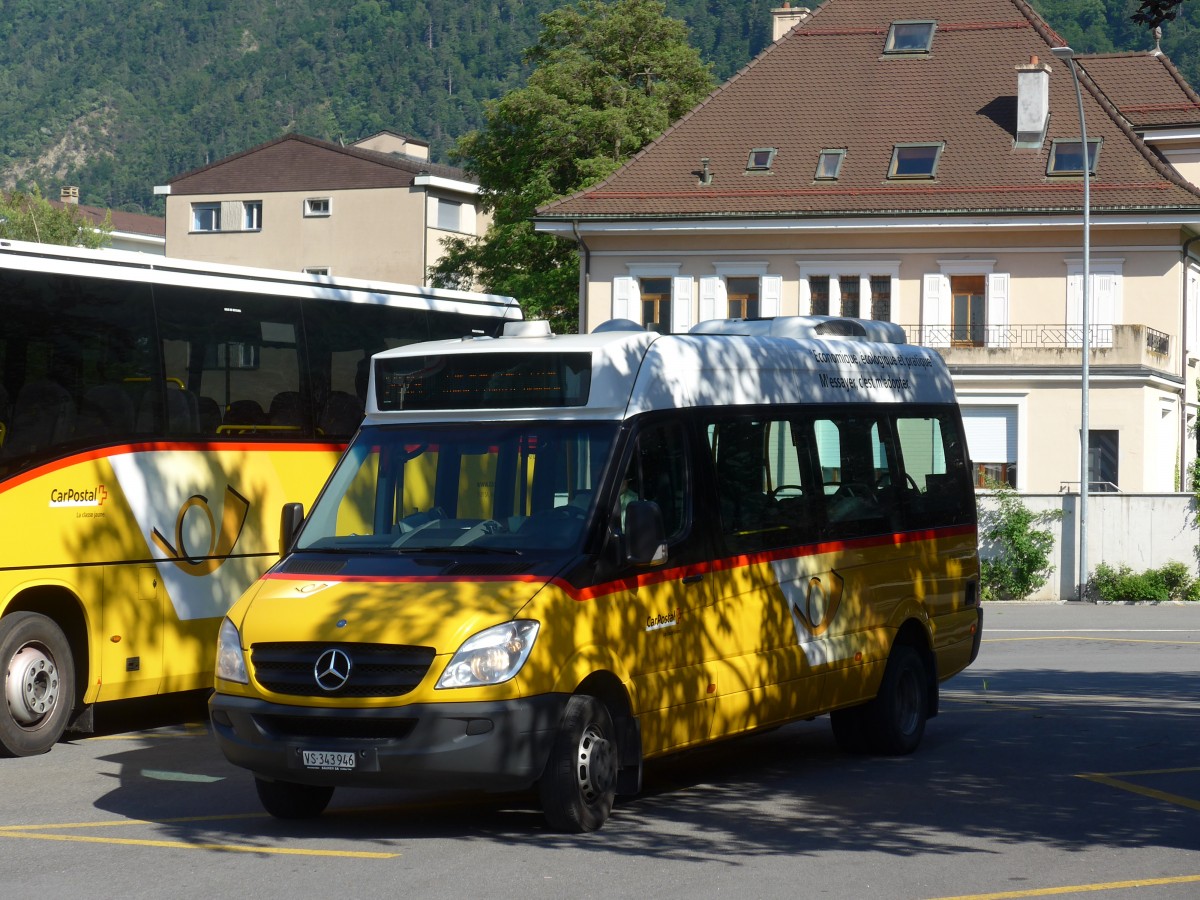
[6,643,60,727]
[894,665,922,736]
[574,722,616,804]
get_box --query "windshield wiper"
[394,545,524,556]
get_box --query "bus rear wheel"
[538,694,618,833]
[254,776,335,819]
[0,612,76,757]
[861,644,928,755]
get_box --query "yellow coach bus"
[0,239,521,756]
[210,315,982,831]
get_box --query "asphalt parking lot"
[1,601,1197,900]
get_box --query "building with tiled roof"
[535,0,1200,501]
[156,132,486,286]
[50,187,166,254]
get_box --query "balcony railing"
[899,323,1170,357]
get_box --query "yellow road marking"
[0,829,397,857]
[1078,767,1200,813]
[0,813,398,858]
[930,873,1200,899]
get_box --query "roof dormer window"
[1047,138,1101,176]
[815,149,845,180]
[746,148,776,173]
[888,143,943,179]
[885,21,936,54]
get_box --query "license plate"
[302,750,356,771]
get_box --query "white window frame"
[243,200,262,231]
[436,197,463,232]
[797,262,900,321]
[957,393,1029,491]
[190,202,221,232]
[304,197,332,218]
[704,263,781,322]
[617,264,688,332]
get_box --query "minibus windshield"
[297,421,619,554]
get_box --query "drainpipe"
[1181,233,1200,491]
[572,220,590,333]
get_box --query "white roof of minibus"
[364,319,957,423]
[0,237,521,318]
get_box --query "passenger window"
[894,414,974,527]
[814,415,890,536]
[708,416,818,552]
[618,422,688,541]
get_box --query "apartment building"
[156,131,485,285]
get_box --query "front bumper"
[209,691,570,792]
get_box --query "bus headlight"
[437,620,540,689]
[215,617,249,685]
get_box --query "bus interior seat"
[318,391,364,436]
[224,399,267,432]
[197,396,223,434]
[166,387,200,434]
[269,390,308,430]
[5,379,76,456]
[76,384,136,439]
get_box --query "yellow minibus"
[0,238,521,756]
[210,315,982,831]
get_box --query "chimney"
[60,185,80,205]
[771,3,811,42]
[1015,55,1052,147]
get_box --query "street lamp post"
[1051,45,1091,601]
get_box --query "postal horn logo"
[151,485,250,576]
[793,570,845,637]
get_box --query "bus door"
[605,419,715,755]
[99,563,165,699]
[702,414,832,736]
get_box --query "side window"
[894,413,974,527]
[813,414,892,537]
[619,421,688,540]
[156,286,306,437]
[707,416,820,552]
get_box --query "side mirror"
[279,502,305,557]
[624,500,667,567]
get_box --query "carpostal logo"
[49,484,108,508]
[645,608,684,632]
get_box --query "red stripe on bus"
[263,522,977,602]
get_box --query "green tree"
[429,0,715,330]
[0,188,111,248]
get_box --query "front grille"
[251,642,436,698]
[255,713,418,742]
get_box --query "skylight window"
[746,148,776,172]
[888,143,943,179]
[885,21,936,54]
[815,149,845,180]
[1047,139,1100,176]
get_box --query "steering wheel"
[551,504,587,520]
[877,473,921,492]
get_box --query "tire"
[861,644,928,755]
[255,776,335,819]
[0,612,76,757]
[538,694,618,833]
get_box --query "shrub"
[979,482,1061,601]
[1089,561,1199,602]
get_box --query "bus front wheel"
[538,694,618,833]
[0,612,76,757]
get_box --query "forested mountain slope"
[0,0,1188,214]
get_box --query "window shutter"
[987,273,1010,348]
[613,276,638,323]
[922,273,949,347]
[1091,272,1115,348]
[760,275,782,318]
[798,276,812,316]
[699,276,721,322]
[1066,272,1083,348]
[672,277,695,333]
